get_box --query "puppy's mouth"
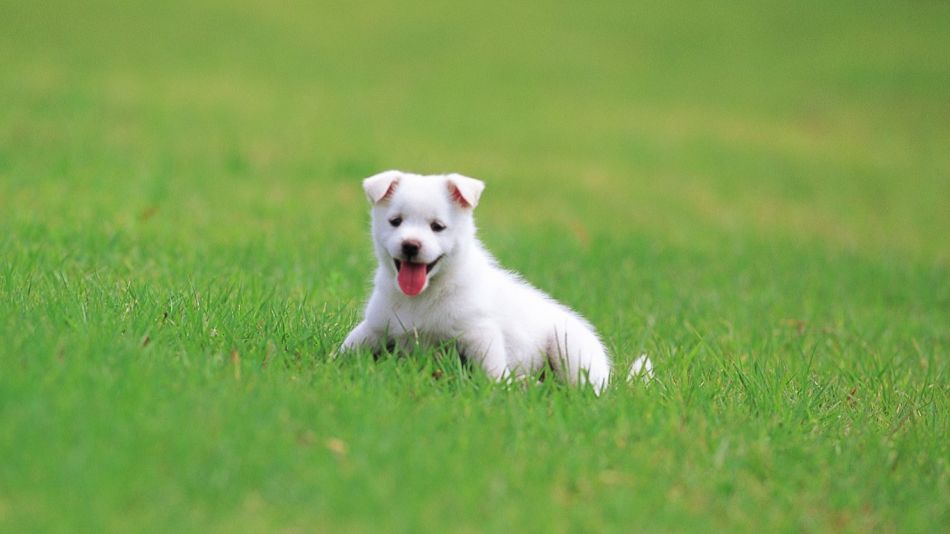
[393,256,443,297]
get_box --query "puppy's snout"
[401,240,422,258]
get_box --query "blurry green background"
[1,0,948,531]
[3,0,948,255]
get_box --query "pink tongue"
[397,262,427,296]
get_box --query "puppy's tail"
[626,354,654,384]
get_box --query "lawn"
[1,0,948,531]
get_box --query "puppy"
[341,170,615,393]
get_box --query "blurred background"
[2,0,948,260]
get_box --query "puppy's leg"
[548,319,611,395]
[341,321,381,353]
[459,324,511,382]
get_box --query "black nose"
[401,240,421,258]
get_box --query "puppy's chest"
[386,297,460,338]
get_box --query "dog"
[341,170,650,393]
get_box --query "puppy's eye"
[389,217,402,227]
[430,221,446,232]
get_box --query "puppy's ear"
[446,173,485,209]
[363,170,402,204]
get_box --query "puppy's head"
[362,170,484,297]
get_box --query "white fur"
[628,354,654,383]
[341,170,615,393]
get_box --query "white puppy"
[341,170,614,393]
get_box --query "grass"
[1,0,949,531]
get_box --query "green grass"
[2,0,949,531]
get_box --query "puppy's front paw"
[337,337,355,356]
[340,321,375,354]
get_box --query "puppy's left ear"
[363,170,402,204]
[446,173,485,209]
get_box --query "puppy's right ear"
[446,173,485,209]
[363,170,402,204]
